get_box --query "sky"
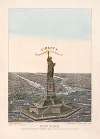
[9,8,91,40]
[9,8,91,73]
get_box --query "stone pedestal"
[47,77,56,98]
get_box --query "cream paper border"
[0,0,100,139]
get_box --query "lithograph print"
[8,8,91,122]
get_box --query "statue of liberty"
[47,52,56,78]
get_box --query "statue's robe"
[47,57,55,78]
